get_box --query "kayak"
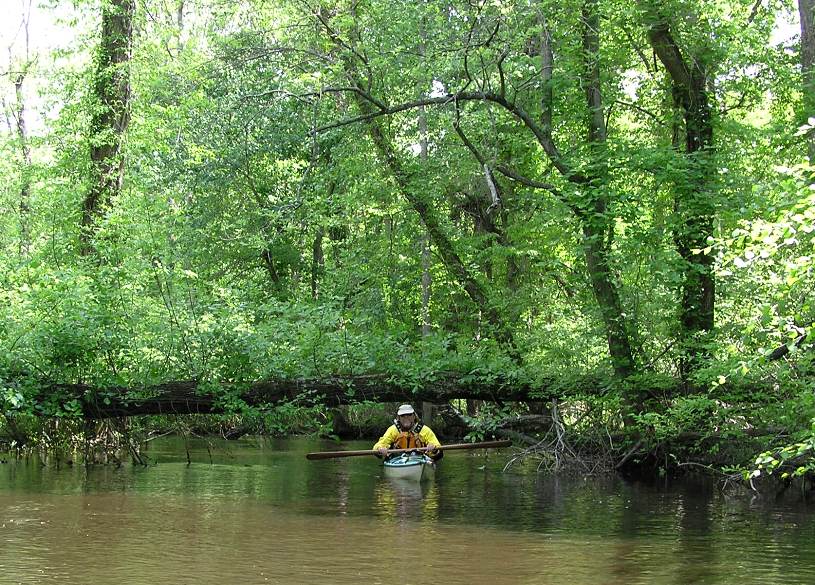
[383,453,436,481]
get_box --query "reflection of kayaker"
[373,404,443,462]
[375,469,438,522]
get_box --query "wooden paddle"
[305,439,512,460]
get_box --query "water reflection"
[373,477,439,524]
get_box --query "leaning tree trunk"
[361,101,520,362]
[643,7,716,386]
[531,9,639,381]
[315,8,522,363]
[81,0,134,255]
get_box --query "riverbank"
[3,406,814,499]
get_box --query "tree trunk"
[419,175,435,422]
[22,372,756,420]
[643,8,716,384]
[583,227,636,378]
[363,113,520,360]
[421,232,432,334]
[580,0,638,380]
[801,0,815,163]
[417,34,433,338]
[176,0,185,48]
[10,6,33,259]
[311,228,324,300]
[531,9,639,380]
[81,0,134,255]
[419,77,437,426]
[14,71,32,259]
[29,372,626,419]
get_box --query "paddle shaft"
[305,439,512,460]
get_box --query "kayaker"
[373,404,443,461]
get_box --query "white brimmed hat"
[396,404,415,415]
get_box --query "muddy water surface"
[1,437,813,584]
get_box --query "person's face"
[398,413,415,429]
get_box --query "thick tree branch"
[312,7,523,361]
[313,91,586,182]
[645,21,695,99]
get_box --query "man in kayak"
[373,404,443,461]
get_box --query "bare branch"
[719,90,750,115]
[494,165,566,201]
[478,52,490,92]
[452,99,567,213]
[485,20,501,47]
[452,102,501,213]
[452,100,486,164]
[497,47,509,98]
[613,99,665,124]
[483,163,500,212]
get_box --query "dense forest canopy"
[0,0,813,474]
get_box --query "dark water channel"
[1,437,813,584]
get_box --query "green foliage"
[462,403,516,443]
[748,419,815,481]
[634,396,730,443]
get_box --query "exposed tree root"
[501,400,611,474]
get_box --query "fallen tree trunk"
[17,371,806,420]
[37,373,606,419]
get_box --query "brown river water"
[1,437,813,585]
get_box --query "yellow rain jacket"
[373,421,442,459]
